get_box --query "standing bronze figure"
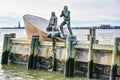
[60,6,73,36]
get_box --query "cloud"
[0,16,19,27]
[0,0,120,27]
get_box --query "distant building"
[114,26,120,29]
[18,21,21,28]
[99,24,113,29]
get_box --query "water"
[0,29,120,80]
[72,29,120,41]
[0,64,70,80]
[0,29,27,53]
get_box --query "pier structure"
[1,29,120,80]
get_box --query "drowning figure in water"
[47,11,58,31]
[60,6,73,36]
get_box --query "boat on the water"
[23,14,69,42]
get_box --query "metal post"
[89,28,96,39]
[69,36,76,77]
[92,28,96,37]
[1,34,11,64]
[89,28,92,36]
[52,38,57,71]
[28,35,39,69]
[110,38,120,80]
[87,36,94,78]
[64,36,75,77]
[87,34,90,41]
[64,36,70,77]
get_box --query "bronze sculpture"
[60,6,73,36]
[47,11,58,31]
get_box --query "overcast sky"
[0,0,120,27]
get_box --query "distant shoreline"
[0,27,25,29]
[71,28,120,29]
[1,27,120,30]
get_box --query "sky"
[0,0,120,27]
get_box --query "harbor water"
[0,29,120,80]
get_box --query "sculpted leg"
[60,21,65,35]
[66,21,73,35]
[69,28,73,36]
